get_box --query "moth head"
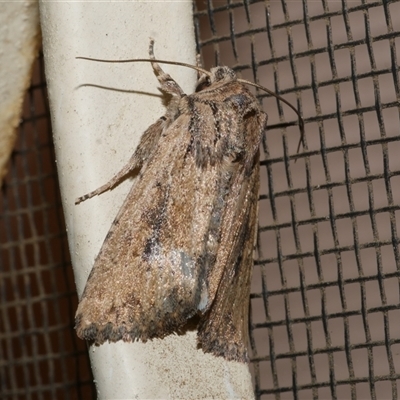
[209,66,237,83]
[196,66,237,92]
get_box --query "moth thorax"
[209,66,237,83]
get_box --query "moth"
[75,40,302,362]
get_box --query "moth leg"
[196,54,203,69]
[196,54,205,81]
[75,116,167,205]
[149,39,185,100]
[75,159,140,204]
[194,53,210,92]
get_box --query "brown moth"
[75,40,301,362]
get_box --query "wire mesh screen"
[1,1,400,399]
[0,57,94,400]
[193,0,400,398]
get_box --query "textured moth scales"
[75,40,286,363]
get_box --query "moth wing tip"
[197,332,249,363]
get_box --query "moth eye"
[195,77,211,92]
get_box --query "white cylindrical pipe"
[39,2,254,398]
[0,2,40,182]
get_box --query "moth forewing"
[198,149,262,362]
[75,42,267,362]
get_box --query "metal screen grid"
[0,56,94,400]
[193,0,400,399]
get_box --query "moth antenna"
[238,79,305,151]
[76,54,304,152]
[76,56,211,78]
